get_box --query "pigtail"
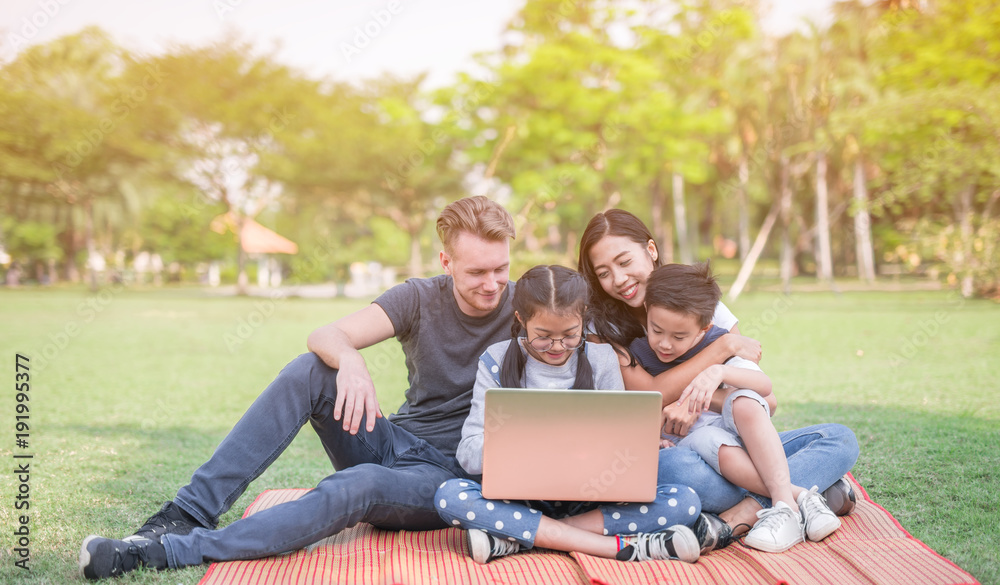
[571,339,595,389]
[499,319,528,388]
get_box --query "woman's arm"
[621,334,757,403]
[679,362,773,414]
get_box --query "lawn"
[0,286,997,584]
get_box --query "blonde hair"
[436,196,515,253]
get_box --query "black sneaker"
[466,529,520,563]
[822,476,857,516]
[125,501,202,542]
[615,525,700,563]
[693,512,736,554]
[79,535,168,580]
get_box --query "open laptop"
[481,388,662,503]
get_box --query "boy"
[629,263,841,553]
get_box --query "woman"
[578,209,859,552]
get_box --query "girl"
[436,265,702,564]
[577,209,859,553]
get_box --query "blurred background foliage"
[1,0,998,297]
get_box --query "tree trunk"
[650,173,667,254]
[235,214,248,296]
[779,157,794,294]
[815,151,834,283]
[408,228,423,279]
[728,200,782,302]
[673,172,692,264]
[957,183,975,298]
[84,198,98,292]
[853,158,876,283]
[737,154,751,261]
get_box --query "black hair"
[577,209,662,364]
[499,265,595,389]
[645,262,721,328]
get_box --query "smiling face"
[645,305,709,363]
[440,231,510,317]
[517,308,584,367]
[586,234,659,310]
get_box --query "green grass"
[0,286,997,584]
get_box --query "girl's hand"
[678,365,725,414]
[660,401,700,437]
[659,438,676,449]
[727,334,762,363]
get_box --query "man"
[79,196,517,579]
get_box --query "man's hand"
[332,352,383,434]
[660,400,700,438]
[678,364,725,414]
[727,334,762,363]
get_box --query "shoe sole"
[466,530,490,564]
[78,535,100,580]
[744,531,804,553]
[668,525,701,563]
[806,514,842,542]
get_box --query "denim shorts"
[678,389,769,474]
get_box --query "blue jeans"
[161,353,468,569]
[658,423,859,513]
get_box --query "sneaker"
[798,486,842,542]
[615,525,700,563]
[693,513,735,555]
[79,535,168,580]
[822,476,857,516]
[124,501,201,542]
[743,501,804,553]
[466,530,520,564]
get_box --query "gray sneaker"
[693,513,735,555]
[79,535,167,580]
[822,476,857,516]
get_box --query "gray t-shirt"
[456,339,625,474]
[374,274,515,457]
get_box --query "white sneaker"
[798,486,842,541]
[743,501,804,553]
[466,530,520,564]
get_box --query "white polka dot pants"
[434,479,700,549]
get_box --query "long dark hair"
[499,265,595,389]
[577,209,662,361]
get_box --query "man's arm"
[306,303,396,435]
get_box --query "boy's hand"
[678,364,725,414]
[661,401,699,437]
[727,334,762,363]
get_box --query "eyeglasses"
[525,334,584,353]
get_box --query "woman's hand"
[726,333,762,363]
[678,364,725,414]
[660,400,700,438]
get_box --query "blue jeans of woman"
[658,423,859,513]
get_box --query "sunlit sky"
[3,0,834,86]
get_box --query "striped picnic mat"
[198,474,979,585]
